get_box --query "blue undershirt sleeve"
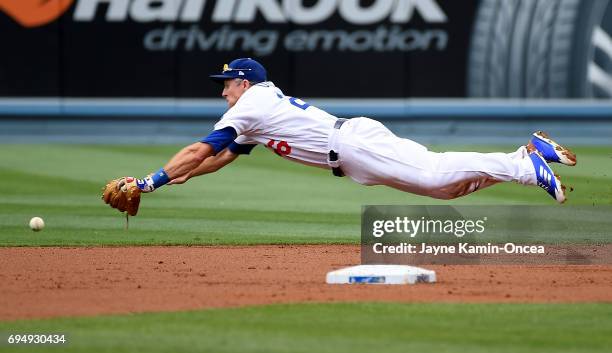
[200,127,238,154]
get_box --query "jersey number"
[289,97,310,110]
[267,140,292,156]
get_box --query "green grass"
[0,144,611,246]
[1,303,611,353]
[1,145,611,352]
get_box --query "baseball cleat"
[529,151,566,203]
[528,131,577,166]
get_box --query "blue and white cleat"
[529,151,566,203]
[528,131,577,166]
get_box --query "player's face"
[222,79,249,108]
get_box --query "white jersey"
[214,81,338,169]
[212,81,538,202]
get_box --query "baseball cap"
[209,58,267,84]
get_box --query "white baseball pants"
[333,117,536,200]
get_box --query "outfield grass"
[1,144,611,246]
[1,303,611,353]
[1,144,611,352]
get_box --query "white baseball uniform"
[214,82,537,199]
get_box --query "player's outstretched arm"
[163,142,215,180]
[110,142,214,194]
[102,128,235,215]
[102,126,241,215]
[168,148,239,185]
[101,142,214,215]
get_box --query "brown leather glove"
[102,177,141,216]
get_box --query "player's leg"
[395,146,536,200]
[337,118,566,202]
[421,146,534,192]
[425,132,573,201]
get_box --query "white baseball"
[29,217,45,232]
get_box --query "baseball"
[29,217,45,232]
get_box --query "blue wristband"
[139,168,170,192]
[150,168,170,188]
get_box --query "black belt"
[329,118,347,177]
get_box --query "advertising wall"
[0,0,477,99]
[2,0,610,101]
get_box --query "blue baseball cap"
[209,58,267,84]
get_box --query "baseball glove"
[102,177,141,216]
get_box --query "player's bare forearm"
[101,142,215,198]
[190,149,238,176]
[163,142,214,179]
[168,149,239,184]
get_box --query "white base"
[326,265,436,285]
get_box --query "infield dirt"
[1,245,612,320]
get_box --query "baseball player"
[103,58,576,215]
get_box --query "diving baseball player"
[103,58,576,215]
